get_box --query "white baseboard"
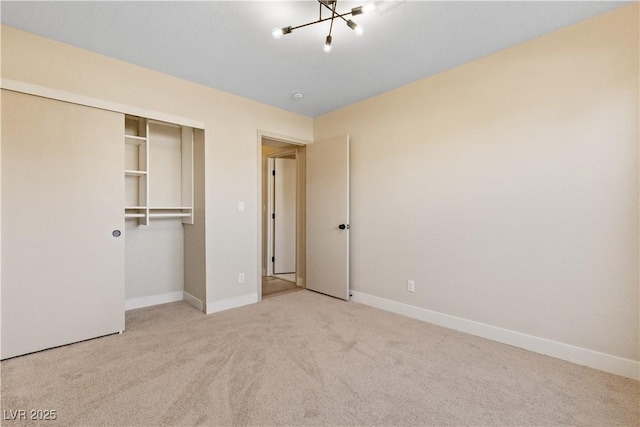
[206,292,258,314]
[125,291,184,311]
[183,291,204,312]
[296,276,304,287]
[350,291,639,380]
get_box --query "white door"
[274,158,297,274]
[306,135,350,300]
[1,91,125,359]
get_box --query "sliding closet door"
[1,90,125,359]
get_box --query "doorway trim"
[257,130,311,302]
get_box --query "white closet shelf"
[149,207,193,210]
[124,135,147,141]
[148,119,181,129]
[125,170,147,177]
[125,213,146,218]
[149,213,191,219]
[125,207,192,210]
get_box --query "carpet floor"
[1,290,638,426]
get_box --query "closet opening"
[259,135,307,300]
[124,115,206,317]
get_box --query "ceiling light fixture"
[323,35,333,53]
[272,0,374,52]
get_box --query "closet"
[124,115,204,311]
[1,90,205,360]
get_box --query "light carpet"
[1,290,638,426]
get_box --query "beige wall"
[1,25,313,308]
[315,5,639,361]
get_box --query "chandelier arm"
[317,0,351,25]
[328,0,337,36]
[289,10,354,32]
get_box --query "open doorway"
[269,155,296,282]
[259,134,307,299]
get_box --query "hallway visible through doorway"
[274,273,295,282]
[262,276,300,299]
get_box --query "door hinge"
[272,170,275,176]
[272,213,275,219]
[272,256,275,263]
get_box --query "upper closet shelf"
[125,134,146,139]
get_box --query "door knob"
[112,230,121,237]
[338,224,350,230]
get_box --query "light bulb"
[347,20,363,36]
[323,35,333,53]
[363,2,376,14]
[272,26,292,39]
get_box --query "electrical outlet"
[238,273,245,284]
[407,279,415,293]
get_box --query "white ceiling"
[1,1,631,117]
